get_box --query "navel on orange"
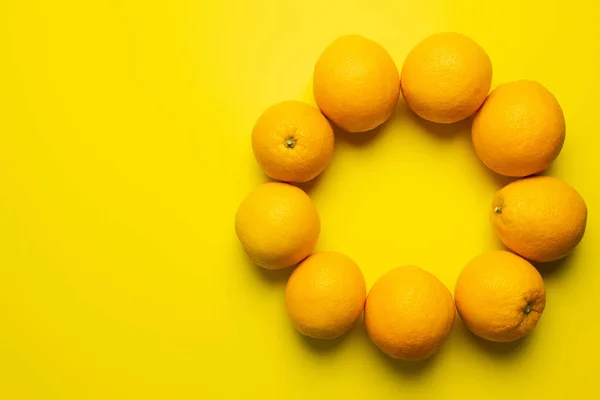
[285,252,366,339]
[252,101,335,183]
[235,182,320,269]
[365,266,455,361]
[401,32,492,123]
[313,35,400,133]
[472,80,565,177]
[491,176,587,262]
[455,251,546,342]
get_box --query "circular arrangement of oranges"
[235,32,588,361]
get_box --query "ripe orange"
[491,176,587,262]
[365,266,455,361]
[252,101,335,183]
[472,80,565,177]
[235,182,320,269]
[285,252,366,339]
[313,35,400,133]
[455,251,546,342]
[401,32,492,123]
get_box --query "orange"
[364,266,455,361]
[491,176,587,262]
[455,251,546,342]
[285,252,366,339]
[472,80,565,177]
[235,182,320,269]
[252,101,335,183]
[313,35,400,133]
[401,32,492,123]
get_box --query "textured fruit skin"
[364,266,455,361]
[313,35,400,133]
[401,32,492,124]
[285,252,366,339]
[455,251,546,342]
[472,80,565,177]
[252,101,335,183]
[235,183,320,269]
[491,176,587,262]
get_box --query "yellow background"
[1,0,599,398]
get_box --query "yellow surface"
[1,0,599,398]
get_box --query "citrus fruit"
[364,266,455,361]
[491,176,587,262]
[252,101,335,183]
[313,35,400,132]
[235,182,320,269]
[285,252,366,339]
[401,32,492,124]
[472,80,565,177]
[455,251,546,342]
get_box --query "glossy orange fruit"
[252,101,334,183]
[455,251,546,342]
[235,182,320,269]
[365,266,455,361]
[472,80,565,177]
[401,32,492,123]
[285,252,366,339]
[313,35,400,133]
[491,176,587,262]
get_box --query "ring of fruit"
[235,33,588,361]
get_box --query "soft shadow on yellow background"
[1,0,599,398]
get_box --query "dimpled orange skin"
[252,101,335,183]
[491,176,587,262]
[455,251,546,342]
[285,252,366,339]
[365,266,455,361]
[235,182,320,270]
[313,35,400,133]
[401,32,492,124]
[472,80,566,177]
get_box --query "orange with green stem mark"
[491,176,587,262]
[252,101,334,183]
[455,250,546,342]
